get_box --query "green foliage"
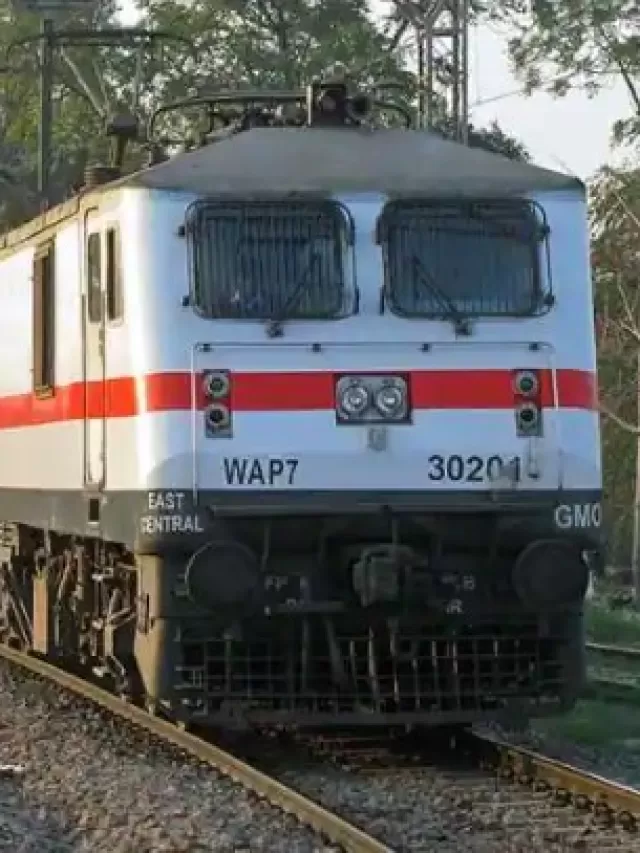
[487,0,640,146]
[586,599,640,646]
[0,0,531,228]
[533,699,640,747]
[137,0,419,143]
[591,167,640,562]
[1,0,418,223]
[438,117,531,160]
[483,0,640,559]
[0,0,121,223]
[139,0,414,97]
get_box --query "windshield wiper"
[265,250,320,338]
[410,254,472,336]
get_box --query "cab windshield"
[378,199,547,318]
[187,199,349,320]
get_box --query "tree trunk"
[632,349,640,604]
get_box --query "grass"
[524,598,640,748]
[533,699,640,748]
[526,597,640,749]
[585,598,640,647]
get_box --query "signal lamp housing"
[205,403,231,434]
[515,401,541,436]
[513,369,539,397]
[512,368,543,437]
[203,370,230,400]
[203,370,232,438]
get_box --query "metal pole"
[459,0,469,144]
[38,17,54,210]
[391,1,470,138]
[452,9,460,135]
[425,23,433,128]
[417,26,425,129]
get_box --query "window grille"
[187,199,351,320]
[378,199,549,318]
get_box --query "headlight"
[335,374,410,424]
[374,383,405,417]
[339,381,370,417]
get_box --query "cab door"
[83,211,106,488]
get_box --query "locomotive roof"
[0,126,584,256]
[128,126,582,197]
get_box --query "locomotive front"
[129,82,603,728]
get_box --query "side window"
[33,241,55,394]
[87,232,102,323]
[106,226,123,322]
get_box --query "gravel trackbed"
[0,660,332,852]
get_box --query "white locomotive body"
[0,86,603,728]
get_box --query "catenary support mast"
[389,0,470,142]
[8,0,193,211]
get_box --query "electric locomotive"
[0,74,603,729]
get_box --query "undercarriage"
[0,505,594,729]
[172,613,583,727]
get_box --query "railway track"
[0,644,390,853]
[2,641,640,851]
[282,727,640,850]
[586,641,640,702]
[587,641,640,663]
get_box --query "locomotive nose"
[511,539,590,612]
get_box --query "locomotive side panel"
[0,223,84,494]
[0,187,598,526]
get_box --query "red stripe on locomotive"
[0,368,598,429]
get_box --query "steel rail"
[300,727,640,836]
[0,644,392,853]
[586,678,640,707]
[475,732,640,828]
[586,641,640,701]
[587,641,640,659]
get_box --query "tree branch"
[615,270,640,330]
[60,48,106,119]
[610,182,640,232]
[387,19,409,53]
[254,0,279,30]
[600,401,640,435]
[596,23,640,115]
[619,319,640,346]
